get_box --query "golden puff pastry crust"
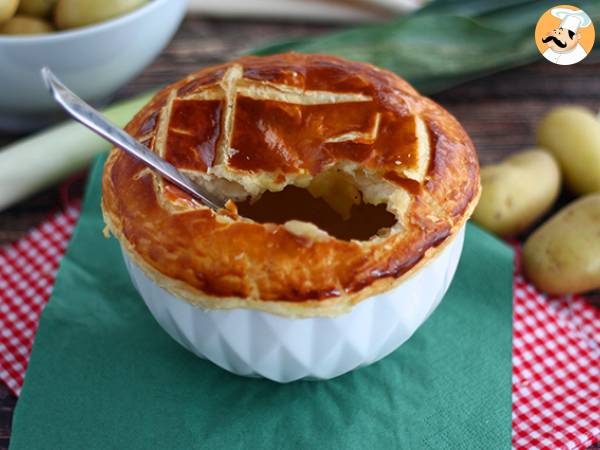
[102,53,480,318]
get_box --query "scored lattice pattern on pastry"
[134,60,431,215]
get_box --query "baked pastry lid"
[102,53,481,316]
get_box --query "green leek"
[0,92,154,211]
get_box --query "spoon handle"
[41,67,225,211]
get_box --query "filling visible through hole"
[236,186,397,241]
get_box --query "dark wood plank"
[1,15,599,449]
[0,384,16,450]
[438,55,600,165]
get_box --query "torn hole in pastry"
[141,156,413,243]
[149,160,414,241]
[234,167,407,242]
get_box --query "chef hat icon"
[551,8,592,33]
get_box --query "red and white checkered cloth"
[0,204,80,394]
[0,204,598,449]
[512,273,600,449]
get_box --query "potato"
[472,149,561,237]
[54,0,147,29]
[537,106,600,195]
[18,0,57,17]
[0,14,53,34]
[523,194,600,295]
[0,0,19,24]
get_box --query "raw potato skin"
[18,0,58,17]
[537,106,600,195]
[54,0,147,29]
[0,0,19,24]
[523,194,600,295]
[0,14,53,34]
[472,149,561,237]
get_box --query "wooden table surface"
[1,16,600,449]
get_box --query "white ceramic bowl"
[0,0,187,131]
[122,227,465,382]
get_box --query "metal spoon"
[41,67,226,211]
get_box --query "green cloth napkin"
[11,156,513,449]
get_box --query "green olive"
[18,0,57,17]
[0,14,53,34]
[54,0,147,30]
[0,0,19,24]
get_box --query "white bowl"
[122,227,465,382]
[0,0,187,131]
